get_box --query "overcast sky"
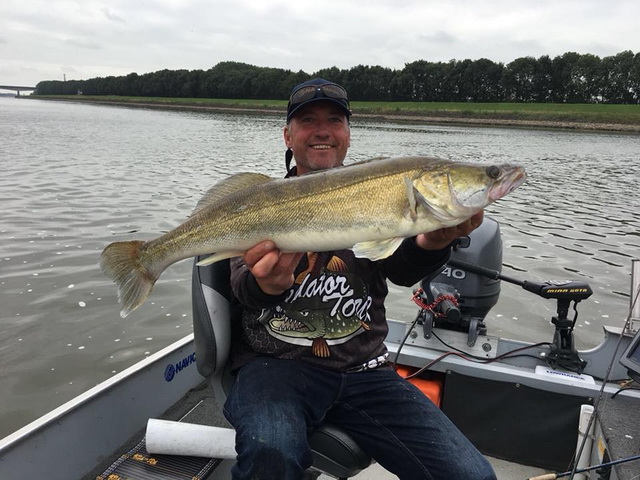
[1,0,638,88]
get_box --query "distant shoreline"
[24,95,640,133]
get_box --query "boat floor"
[86,381,550,480]
[346,457,545,480]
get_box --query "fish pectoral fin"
[312,338,331,357]
[352,237,405,261]
[196,251,245,266]
[192,172,273,215]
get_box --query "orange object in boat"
[395,365,444,407]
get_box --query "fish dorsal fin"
[193,172,273,214]
[352,237,405,261]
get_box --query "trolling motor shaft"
[448,259,593,373]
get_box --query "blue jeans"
[223,357,496,480]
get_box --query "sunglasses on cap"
[289,83,349,107]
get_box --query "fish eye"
[486,165,501,179]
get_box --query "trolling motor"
[417,217,593,373]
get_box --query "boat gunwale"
[0,333,196,452]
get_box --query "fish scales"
[145,159,415,258]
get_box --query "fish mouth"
[269,317,312,333]
[489,166,527,201]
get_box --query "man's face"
[283,101,351,175]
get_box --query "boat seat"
[191,257,372,480]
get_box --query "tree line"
[35,51,640,104]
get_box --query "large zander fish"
[101,156,526,317]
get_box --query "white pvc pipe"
[574,404,595,480]
[145,419,237,459]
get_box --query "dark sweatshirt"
[228,238,449,372]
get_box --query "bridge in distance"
[0,85,36,95]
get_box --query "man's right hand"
[243,241,304,296]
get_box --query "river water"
[1,97,639,438]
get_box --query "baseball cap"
[286,78,351,122]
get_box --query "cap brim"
[287,97,351,122]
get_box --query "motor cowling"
[419,217,502,335]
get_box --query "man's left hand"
[415,211,484,251]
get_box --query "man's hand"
[243,241,304,296]
[415,211,485,251]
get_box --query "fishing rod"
[563,277,640,479]
[527,453,640,479]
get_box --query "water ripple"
[1,97,639,438]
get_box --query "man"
[223,78,495,480]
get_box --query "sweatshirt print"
[228,238,449,372]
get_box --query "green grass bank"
[27,95,640,132]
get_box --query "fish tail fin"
[100,241,157,318]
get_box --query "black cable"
[404,330,552,379]
[610,385,640,399]
[391,314,421,368]
[431,328,551,363]
[392,303,554,380]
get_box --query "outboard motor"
[417,217,502,346]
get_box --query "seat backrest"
[191,256,372,478]
[191,257,232,379]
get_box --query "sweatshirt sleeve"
[381,237,451,287]
[229,257,287,309]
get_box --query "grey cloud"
[3,0,638,87]
[65,38,102,50]
[419,31,457,45]
[101,7,126,24]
